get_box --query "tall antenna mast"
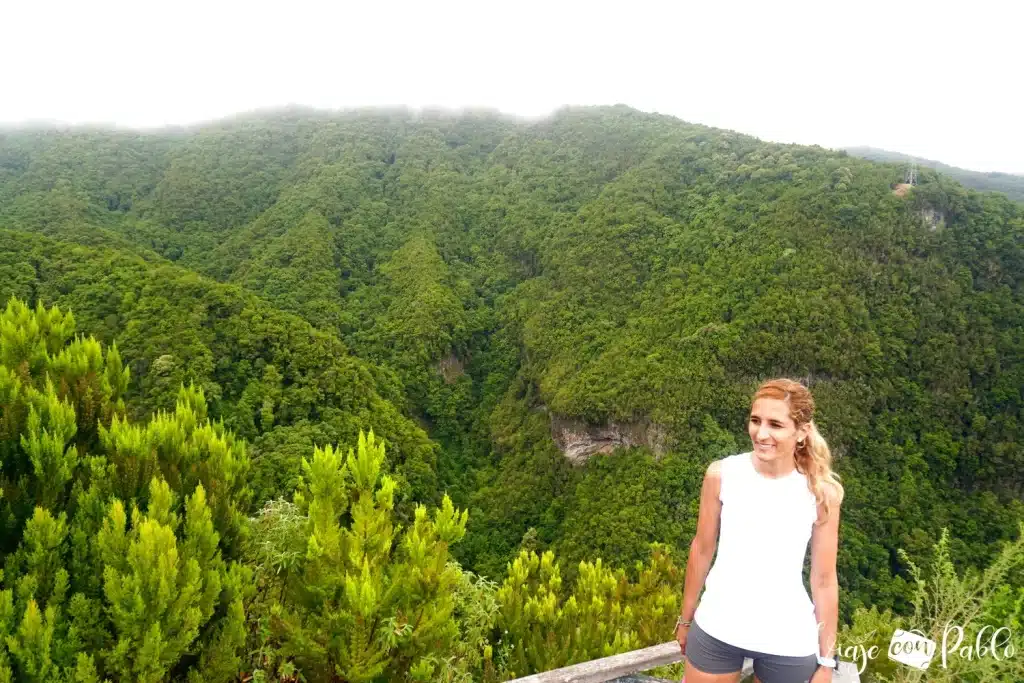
[905,161,918,186]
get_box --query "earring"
[798,440,805,446]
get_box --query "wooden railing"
[503,641,756,682]
[502,641,682,683]
[502,644,865,683]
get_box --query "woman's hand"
[675,623,689,654]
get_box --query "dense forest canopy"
[0,106,1021,681]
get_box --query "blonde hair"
[753,378,844,523]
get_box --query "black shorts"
[686,620,819,683]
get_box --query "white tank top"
[693,452,820,656]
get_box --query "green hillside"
[845,145,1024,203]
[0,107,1021,681]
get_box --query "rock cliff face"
[919,206,945,231]
[550,414,667,464]
[436,352,465,383]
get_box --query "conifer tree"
[495,544,681,678]
[0,297,249,682]
[249,430,481,682]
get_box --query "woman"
[675,379,843,683]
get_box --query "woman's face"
[748,397,808,464]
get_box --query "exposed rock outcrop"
[550,414,667,464]
[436,352,465,383]
[918,206,945,231]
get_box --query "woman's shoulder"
[704,459,723,484]
[715,452,752,472]
[719,452,752,464]
[820,478,845,508]
[705,453,752,493]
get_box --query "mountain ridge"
[1,104,1021,607]
[844,145,1024,202]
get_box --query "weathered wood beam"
[504,642,862,683]
[503,641,684,683]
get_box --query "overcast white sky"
[3,0,1021,173]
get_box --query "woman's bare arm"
[679,461,723,622]
[810,486,842,665]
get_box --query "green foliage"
[495,543,681,678]
[845,146,1024,203]
[245,431,484,682]
[98,480,219,682]
[842,526,1024,683]
[231,209,345,332]
[0,298,249,682]
[1,107,1023,680]
[553,450,708,576]
[98,383,250,551]
[839,605,906,682]
[0,234,441,510]
[888,527,1024,682]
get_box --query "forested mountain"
[0,106,1021,681]
[844,145,1024,203]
